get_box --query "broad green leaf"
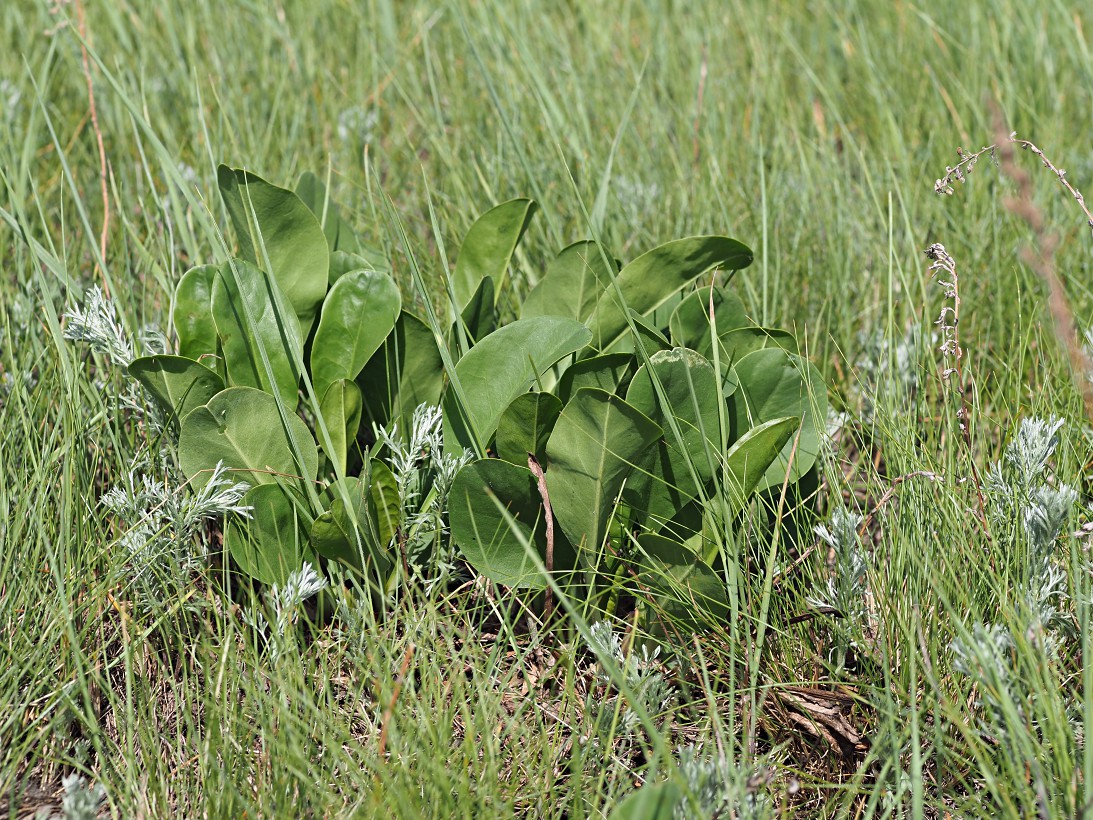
[224,484,312,585]
[179,386,318,490]
[127,354,224,427]
[730,348,827,491]
[358,311,444,432]
[585,236,753,353]
[521,240,617,322]
[310,468,393,577]
[557,353,634,405]
[311,269,401,398]
[369,460,401,552]
[452,198,538,311]
[443,316,591,453]
[544,388,662,554]
[722,415,799,518]
[657,498,706,547]
[318,476,359,512]
[495,392,563,465]
[668,286,750,355]
[318,379,363,475]
[295,170,360,255]
[172,265,219,364]
[718,326,796,363]
[217,165,328,330]
[329,248,389,286]
[608,781,682,820]
[211,259,303,410]
[636,533,729,625]
[624,348,723,526]
[449,459,573,589]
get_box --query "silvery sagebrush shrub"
[854,325,928,423]
[101,460,251,606]
[673,745,774,820]
[241,562,328,661]
[950,417,1079,746]
[983,416,1076,643]
[807,506,872,672]
[372,403,473,595]
[32,773,106,820]
[609,741,778,818]
[581,621,674,749]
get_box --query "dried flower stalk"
[924,243,988,526]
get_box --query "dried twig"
[527,454,555,622]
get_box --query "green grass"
[4,0,1093,816]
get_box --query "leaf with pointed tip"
[495,392,563,465]
[452,198,537,311]
[318,379,363,475]
[369,460,401,552]
[449,458,573,589]
[458,275,497,344]
[310,467,394,577]
[544,388,662,554]
[730,349,826,491]
[179,386,318,491]
[722,415,799,517]
[128,354,224,428]
[521,240,617,322]
[224,484,312,585]
[311,269,401,398]
[172,265,219,364]
[443,316,591,453]
[585,236,752,353]
[217,165,328,330]
[211,259,303,410]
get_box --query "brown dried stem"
[987,112,1093,424]
[527,454,555,622]
[936,134,1093,234]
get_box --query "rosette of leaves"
[447,240,828,630]
[129,164,828,630]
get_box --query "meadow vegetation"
[4,1,1093,816]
